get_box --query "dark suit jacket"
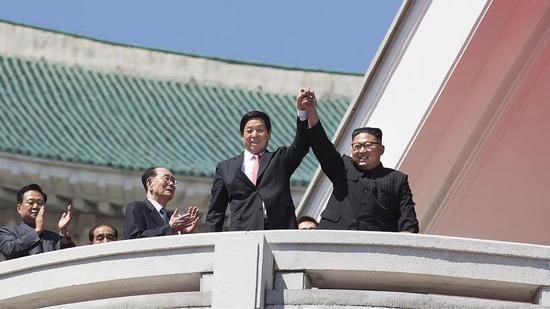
[308,121,419,232]
[205,118,309,231]
[124,199,173,239]
[0,222,75,260]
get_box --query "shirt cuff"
[297,110,308,121]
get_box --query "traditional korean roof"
[0,54,350,185]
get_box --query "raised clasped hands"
[296,87,319,127]
[170,206,200,234]
[296,87,317,111]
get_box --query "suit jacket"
[0,222,75,260]
[205,118,309,231]
[124,199,173,239]
[308,121,419,232]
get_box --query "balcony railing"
[1,231,549,308]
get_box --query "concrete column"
[535,286,550,305]
[200,272,213,291]
[211,234,273,309]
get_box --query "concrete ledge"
[45,291,211,308]
[0,234,217,308]
[265,289,548,308]
[265,231,550,303]
[0,231,549,308]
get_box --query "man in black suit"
[205,89,312,231]
[0,184,75,260]
[301,90,419,232]
[124,167,200,239]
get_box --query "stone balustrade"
[1,231,549,308]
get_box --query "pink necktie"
[252,154,260,185]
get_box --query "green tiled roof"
[0,55,350,185]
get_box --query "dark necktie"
[159,208,170,224]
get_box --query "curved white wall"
[1,231,549,308]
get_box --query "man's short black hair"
[17,184,47,204]
[88,225,119,242]
[297,216,318,225]
[141,167,159,192]
[352,127,383,142]
[240,111,272,135]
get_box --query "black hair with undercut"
[239,111,272,135]
[17,183,47,204]
[88,225,119,242]
[352,127,383,142]
[141,167,159,192]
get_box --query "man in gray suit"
[0,184,75,260]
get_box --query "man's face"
[298,221,318,230]
[242,118,271,154]
[91,225,117,244]
[351,133,385,171]
[147,168,176,202]
[16,190,45,225]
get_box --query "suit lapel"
[233,151,272,186]
[144,199,165,227]
[233,153,255,187]
[257,150,272,182]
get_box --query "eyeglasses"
[24,199,45,207]
[157,175,177,185]
[351,142,380,151]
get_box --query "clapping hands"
[58,204,73,236]
[169,206,200,234]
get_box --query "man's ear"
[380,145,385,155]
[16,203,23,215]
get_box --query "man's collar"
[243,149,266,160]
[363,162,384,177]
[20,221,35,228]
[146,197,165,212]
[348,158,384,178]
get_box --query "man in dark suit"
[0,184,75,260]
[301,90,419,232]
[124,167,200,239]
[205,89,312,231]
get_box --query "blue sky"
[0,0,402,73]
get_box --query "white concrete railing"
[0,231,549,308]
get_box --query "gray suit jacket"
[0,222,75,260]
